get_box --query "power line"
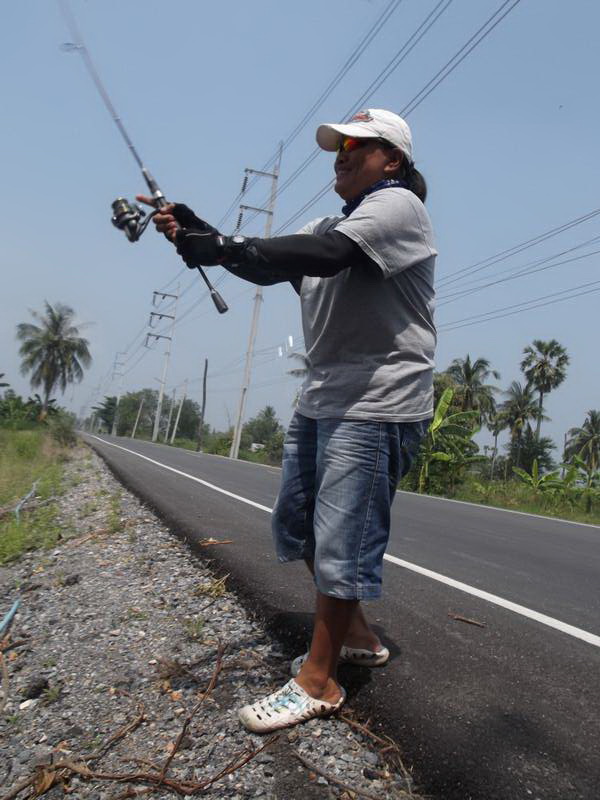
[436,207,600,288]
[270,0,454,219]
[216,0,405,231]
[437,239,600,307]
[282,0,405,149]
[222,0,454,238]
[274,0,521,234]
[400,0,522,117]
[438,278,600,332]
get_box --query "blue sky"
[1,0,598,454]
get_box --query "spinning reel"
[111,197,155,242]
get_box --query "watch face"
[232,235,246,245]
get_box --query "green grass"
[107,491,122,533]
[0,429,71,563]
[426,476,600,526]
[170,436,198,451]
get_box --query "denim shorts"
[271,412,428,600]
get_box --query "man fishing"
[139,108,436,732]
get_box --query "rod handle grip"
[210,287,229,314]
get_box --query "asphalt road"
[83,433,600,800]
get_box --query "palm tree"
[520,339,569,440]
[499,381,542,469]
[566,410,600,472]
[16,302,91,413]
[92,396,118,433]
[487,411,507,479]
[445,355,500,423]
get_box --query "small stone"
[62,724,85,739]
[31,748,53,767]
[363,766,379,780]
[63,574,80,586]
[364,750,379,766]
[19,698,39,710]
[317,776,328,785]
[178,735,193,751]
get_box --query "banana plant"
[418,388,480,493]
[512,459,562,492]
[567,454,600,513]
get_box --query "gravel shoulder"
[0,443,421,800]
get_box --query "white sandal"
[291,645,389,677]
[238,678,346,733]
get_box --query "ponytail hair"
[401,159,427,204]
[380,139,429,203]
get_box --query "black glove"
[170,203,217,233]
[171,204,224,268]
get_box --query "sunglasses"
[337,135,393,153]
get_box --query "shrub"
[48,412,77,447]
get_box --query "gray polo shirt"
[295,187,436,422]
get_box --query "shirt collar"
[341,178,408,217]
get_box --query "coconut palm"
[507,427,556,474]
[16,302,91,414]
[566,410,600,472]
[92,396,118,433]
[499,381,542,469]
[445,355,500,423]
[520,339,569,440]
[487,411,508,479]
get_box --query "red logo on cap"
[350,111,373,122]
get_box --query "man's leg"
[304,559,382,652]
[293,590,357,703]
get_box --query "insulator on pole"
[236,208,244,233]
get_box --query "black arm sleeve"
[222,230,379,290]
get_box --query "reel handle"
[143,169,228,314]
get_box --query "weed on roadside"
[0,503,64,564]
[184,616,205,640]
[107,491,122,533]
[42,684,62,705]
[193,574,229,599]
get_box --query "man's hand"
[136,196,223,267]
[136,195,179,241]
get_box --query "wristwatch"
[219,234,248,266]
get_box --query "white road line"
[89,435,272,513]
[88,435,600,649]
[383,554,600,648]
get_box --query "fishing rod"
[58,0,228,314]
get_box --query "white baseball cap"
[316,108,413,163]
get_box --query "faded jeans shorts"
[271,412,428,600]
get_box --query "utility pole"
[165,387,176,442]
[147,289,179,442]
[197,359,208,452]
[170,379,187,444]
[110,352,126,436]
[229,143,283,460]
[131,397,144,439]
